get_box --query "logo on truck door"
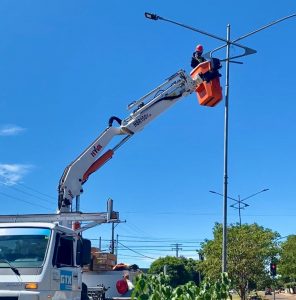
[60,270,72,291]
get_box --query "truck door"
[51,233,81,300]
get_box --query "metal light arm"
[240,188,269,202]
[210,12,296,61]
[145,12,256,60]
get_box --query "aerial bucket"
[190,61,223,107]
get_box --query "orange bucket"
[190,61,223,107]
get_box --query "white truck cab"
[0,222,91,300]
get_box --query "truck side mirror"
[77,238,91,266]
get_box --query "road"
[264,293,296,300]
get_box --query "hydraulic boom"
[58,63,222,212]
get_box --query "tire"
[81,282,90,300]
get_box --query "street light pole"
[238,195,242,226]
[145,10,296,274]
[210,189,269,226]
[230,195,250,226]
[222,24,231,273]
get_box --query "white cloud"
[0,164,33,185]
[0,125,26,136]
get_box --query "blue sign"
[60,270,72,291]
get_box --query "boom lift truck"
[0,60,222,300]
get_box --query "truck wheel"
[81,282,89,300]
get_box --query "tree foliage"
[199,223,280,300]
[148,256,199,287]
[278,235,296,281]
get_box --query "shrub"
[132,272,232,300]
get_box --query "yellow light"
[25,282,38,289]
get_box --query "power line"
[0,183,56,205]
[118,254,158,259]
[123,211,219,216]
[117,241,156,260]
[117,234,204,242]
[116,245,198,248]
[17,182,56,201]
[124,222,156,239]
[90,238,203,244]
[0,174,57,207]
[117,248,198,252]
[0,191,52,211]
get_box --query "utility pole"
[172,243,182,257]
[108,198,125,254]
[111,222,115,254]
[111,221,124,254]
[115,234,119,264]
[99,236,102,250]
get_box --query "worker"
[124,273,134,291]
[116,273,134,297]
[191,44,222,82]
[191,44,206,69]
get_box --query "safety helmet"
[196,44,203,53]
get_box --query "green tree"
[148,256,199,287]
[180,257,201,284]
[278,235,296,282]
[199,223,280,300]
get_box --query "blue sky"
[0,1,296,268]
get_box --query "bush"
[132,272,232,300]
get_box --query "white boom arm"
[58,69,203,212]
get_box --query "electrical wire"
[117,241,156,260]
[17,182,56,201]
[90,237,203,243]
[0,174,56,205]
[124,222,155,238]
[0,191,52,211]
[0,183,56,205]
[119,239,202,243]
[117,248,198,252]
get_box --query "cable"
[0,174,56,203]
[117,248,198,252]
[129,240,202,244]
[0,183,56,205]
[124,222,155,239]
[0,191,52,211]
[117,241,156,260]
[117,234,204,242]
[17,182,56,200]
[117,254,154,259]
[122,210,220,216]
[116,245,199,248]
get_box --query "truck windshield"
[0,227,51,268]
